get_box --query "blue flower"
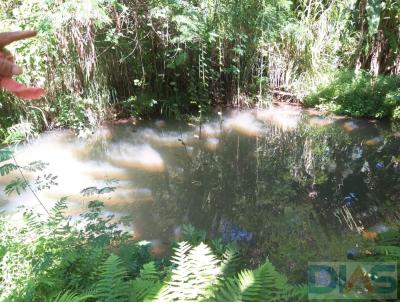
[376,162,385,169]
[221,223,252,242]
[347,247,359,259]
[344,192,357,206]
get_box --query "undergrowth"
[0,198,307,301]
[305,70,400,120]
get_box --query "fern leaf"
[98,186,116,194]
[128,262,162,302]
[130,279,163,302]
[95,254,129,301]
[156,242,220,301]
[81,186,99,196]
[0,149,12,162]
[23,210,45,234]
[50,291,93,302]
[4,177,28,195]
[221,247,242,277]
[0,163,18,176]
[210,261,304,302]
[49,197,68,228]
[139,262,159,282]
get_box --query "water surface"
[1,104,399,280]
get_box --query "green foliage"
[80,186,116,196]
[50,291,93,302]
[4,177,28,195]
[0,199,152,301]
[181,224,206,245]
[0,0,399,136]
[157,242,221,301]
[366,0,382,37]
[0,197,305,301]
[210,262,306,302]
[305,70,400,119]
[95,254,130,301]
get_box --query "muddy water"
[1,104,399,279]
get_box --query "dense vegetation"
[0,198,308,301]
[0,147,309,301]
[305,70,400,119]
[1,0,400,300]
[0,0,399,140]
[1,112,400,300]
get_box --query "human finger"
[0,48,15,62]
[0,57,23,77]
[0,31,37,48]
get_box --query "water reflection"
[1,106,399,281]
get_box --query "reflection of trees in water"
[81,119,399,281]
[148,119,400,280]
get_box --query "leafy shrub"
[0,200,306,301]
[304,70,400,119]
[0,199,152,301]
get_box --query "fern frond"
[95,254,129,301]
[156,242,220,301]
[210,261,304,302]
[0,163,18,176]
[98,186,116,194]
[0,149,12,162]
[48,197,68,233]
[23,210,44,234]
[50,291,93,302]
[128,262,162,302]
[81,186,116,196]
[139,262,159,282]
[4,177,28,195]
[81,186,99,196]
[221,246,242,277]
[182,224,206,244]
[130,279,163,302]
[49,197,68,229]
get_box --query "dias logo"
[308,262,397,300]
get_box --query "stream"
[1,104,399,280]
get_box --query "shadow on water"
[1,104,400,281]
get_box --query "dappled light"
[205,137,219,151]
[364,136,383,146]
[224,112,263,137]
[141,129,195,148]
[108,143,165,173]
[256,105,300,131]
[342,121,359,132]
[308,116,334,127]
